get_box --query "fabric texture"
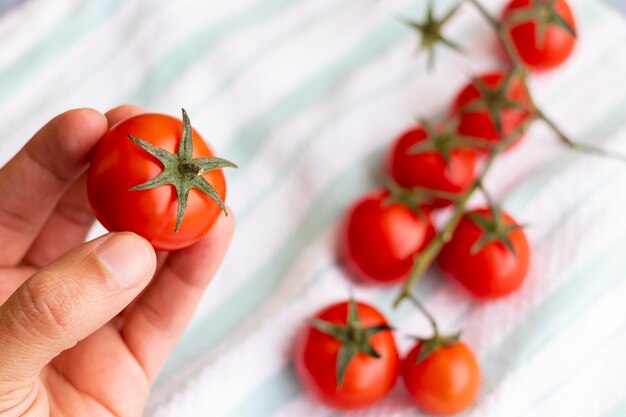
[0,0,626,415]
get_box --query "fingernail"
[97,233,154,288]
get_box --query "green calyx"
[415,331,461,363]
[310,299,392,387]
[128,109,237,234]
[408,120,479,164]
[405,293,460,363]
[385,179,461,213]
[460,72,528,137]
[386,183,434,215]
[467,205,524,255]
[402,0,462,68]
[503,0,577,47]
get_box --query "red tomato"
[386,125,477,208]
[502,0,577,72]
[402,341,480,415]
[339,191,435,285]
[88,112,228,251]
[438,208,530,299]
[451,71,531,151]
[295,300,400,410]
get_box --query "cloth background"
[1,0,626,416]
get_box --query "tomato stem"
[386,180,464,209]
[469,0,626,162]
[467,0,500,30]
[476,182,493,211]
[533,108,626,162]
[467,0,526,67]
[406,292,439,336]
[404,293,463,363]
[394,0,625,310]
[128,109,237,234]
[394,120,531,308]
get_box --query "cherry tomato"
[438,208,530,299]
[502,0,577,72]
[88,111,230,251]
[402,341,480,415]
[295,300,400,410]
[451,71,531,152]
[339,191,435,285]
[386,125,477,208]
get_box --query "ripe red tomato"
[88,111,231,251]
[339,191,435,285]
[451,71,531,152]
[502,0,577,72]
[386,125,477,208]
[295,300,399,410]
[402,341,480,415]
[438,208,530,299]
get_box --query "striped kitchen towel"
[1,0,626,416]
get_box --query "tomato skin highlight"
[451,71,531,152]
[87,113,227,251]
[402,341,481,416]
[339,191,435,285]
[438,208,530,299]
[295,301,400,410]
[386,126,477,208]
[502,0,577,72]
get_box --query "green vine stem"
[406,292,440,336]
[394,120,530,307]
[532,108,626,162]
[467,0,501,30]
[405,292,461,362]
[394,0,626,308]
[476,181,495,210]
[468,0,626,162]
[393,154,493,307]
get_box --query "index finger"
[22,105,146,268]
[0,109,108,266]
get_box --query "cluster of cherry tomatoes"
[295,0,577,415]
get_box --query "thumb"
[0,232,156,384]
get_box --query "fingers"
[0,266,37,304]
[0,232,156,385]
[0,109,108,266]
[21,173,93,267]
[48,326,150,417]
[104,104,145,128]
[121,210,235,380]
[22,105,146,268]
[112,251,170,329]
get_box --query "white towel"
[1,0,625,416]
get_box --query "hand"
[0,106,235,417]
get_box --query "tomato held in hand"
[438,208,530,299]
[386,124,477,208]
[402,340,480,415]
[295,299,399,410]
[339,191,435,285]
[502,0,577,72]
[451,71,531,152]
[88,109,236,251]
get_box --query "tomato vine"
[394,0,625,307]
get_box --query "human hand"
[0,106,235,416]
